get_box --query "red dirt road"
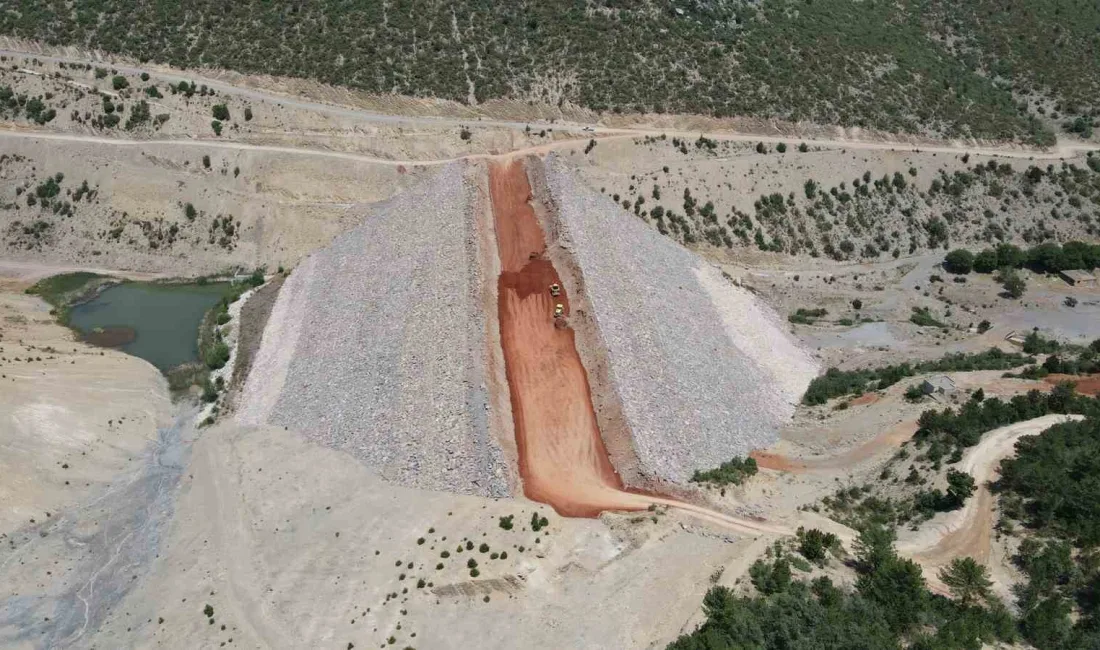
[489,160,650,517]
[1045,373,1100,396]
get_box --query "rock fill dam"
[238,156,816,514]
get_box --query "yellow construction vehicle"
[549,283,561,297]
[553,303,565,318]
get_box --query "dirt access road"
[3,42,1100,162]
[899,414,1083,569]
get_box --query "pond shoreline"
[66,279,237,371]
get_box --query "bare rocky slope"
[543,155,818,484]
[238,162,509,498]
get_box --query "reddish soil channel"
[489,159,649,517]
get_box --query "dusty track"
[2,120,1097,174]
[898,414,1083,569]
[753,421,920,474]
[5,44,1100,160]
[489,158,647,517]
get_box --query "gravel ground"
[238,162,508,497]
[545,156,817,484]
[228,273,285,405]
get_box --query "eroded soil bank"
[488,159,648,517]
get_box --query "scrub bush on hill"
[910,306,948,328]
[802,348,1033,405]
[990,416,1100,650]
[1022,331,1061,355]
[691,456,758,486]
[995,418,1100,546]
[951,241,1100,275]
[3,0,1090,144]
[679,388,1100,649]
[795,527,839,564]
[788,308,827,325]
[913,383,1100,463]
[1014,345,1100,379]
[998,267,1027,299]
[669,527,1015,649]
[943,249,974,274]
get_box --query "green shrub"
[803,348,1030,405]
[789,307,827,325]
[211,103,230,121]
[998,267,1026,298]
[910,307,947,328]
[204,338,230,369]
[1023,331,1060,354]
[691,456,758,486]
[796,527,839,563]
[996,418,1100,546]
[944,249,975,274]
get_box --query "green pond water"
[69,282,230,371]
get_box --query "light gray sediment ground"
[238,162,509,497]
[0,409,196,648]
[544,156,817,484]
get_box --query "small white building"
[921,375,957,398]
[1059,269,1097,287]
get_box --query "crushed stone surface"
[545,156,817,483]
[240,162,508,497]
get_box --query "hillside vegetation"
[609,143,1100,258]
[2,1,1097,143]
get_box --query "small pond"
[68,282,230,371]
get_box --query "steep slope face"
[237,162,509,498]
[541,155,818,484]
[488,158,648,516]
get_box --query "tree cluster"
[670,527,1014,650]
[913,384,1100,463]
[947,241,1100,276]
[802,348,1033,405]
[691,456,758,487]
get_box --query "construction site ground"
[1,44,1099,649]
